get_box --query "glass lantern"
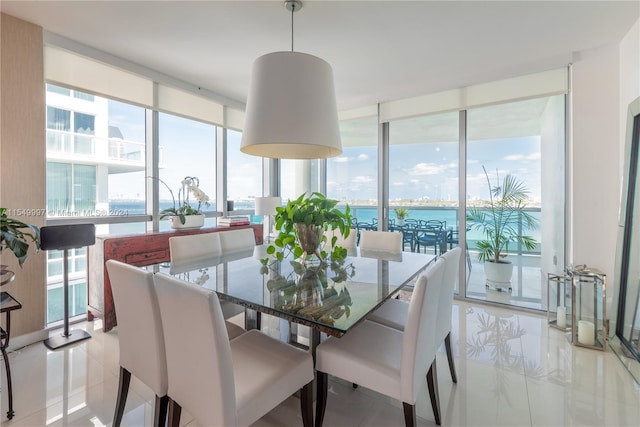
[547,272,571,332]
[571,265,607,350]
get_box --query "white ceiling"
[2,1,638,111]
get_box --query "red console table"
[88,224,262,332]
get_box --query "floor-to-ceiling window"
[281,159,322,202]
[389,112,462,279]
[466,95,565,309]
[157,113,217,230]
[226,129,262,219]
[104,99,148,235]
[326,116,378,231]
[45,84,147,324]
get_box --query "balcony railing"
[345,204,542,255]
[46,129,164,166]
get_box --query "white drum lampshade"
[241,51,342,159]
[255,196,282,217]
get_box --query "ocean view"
[107,200,541,252]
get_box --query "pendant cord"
[291,3,295,52]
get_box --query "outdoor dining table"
[148,246,435,359]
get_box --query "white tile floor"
[2,301,640,427]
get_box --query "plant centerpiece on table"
[466,167,538,290]
[153,176,210,227]
[0,207,40,285]
[262,256,355,326]
[265,192,352,263]
[393,207,409,226]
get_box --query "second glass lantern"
[571,265,607,350]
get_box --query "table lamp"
[255,196,281,241]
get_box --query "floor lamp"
[255,196,281,242]
[41,224,95,350]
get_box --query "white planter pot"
[396,219,405,226]
[169,214,205,230]
[484,260,513,291]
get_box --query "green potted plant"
[466,167,538,290]
[265,192,352,263]
[393,207,409,226]
[1,207,40,285]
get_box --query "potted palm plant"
[393,207,409,226]
[466,167,538,290]
[265,192,352,263]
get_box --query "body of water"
[106,201,541,253]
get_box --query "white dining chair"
[367,247,462,383]
[106,260,168,427]
[358,230,403,253]
[169,232,248,321]
[315,257,446,426]
[153,273,314,427]
[169,232,222,263]
[219,228,256,253]
[322,227,357,252]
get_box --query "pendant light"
[240,0,342,159]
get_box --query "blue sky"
[107,99,544,206]
[327,136,542,204]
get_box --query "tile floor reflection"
[2,301,639,426]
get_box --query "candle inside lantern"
[556,306,567,328]
[578,320,596,346]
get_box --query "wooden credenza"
[88,224,263,332]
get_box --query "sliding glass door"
[466,95,565,309]
[388,112,461,289]
[326,116,379,226]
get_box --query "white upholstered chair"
[367,247,462,383]
[315,258,446,426]
[358,230,403,253]
[153,273,314,427]
[169,232,248,323]
[219,228,256,253]
[322,227,357,252]
[105,260,168,427]
[169,232,222,263]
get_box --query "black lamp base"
[43,329,91,350]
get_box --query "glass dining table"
[148,247,435,359]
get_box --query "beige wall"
[0,13,46,337]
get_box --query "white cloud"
[353,175,373,183]
[334,156,350,163]
[407,163,446,176]
[503,152,541,161]
[357,154,369,161]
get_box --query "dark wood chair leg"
[445,332,457,383]
[167,398,182,427]
[300,380,314,427]
[315,371,329,427]
[113,367,131,427]
[154,395,169,427]
[427,359,441,425]
[352,383,358,389]
[402,402,416,427]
